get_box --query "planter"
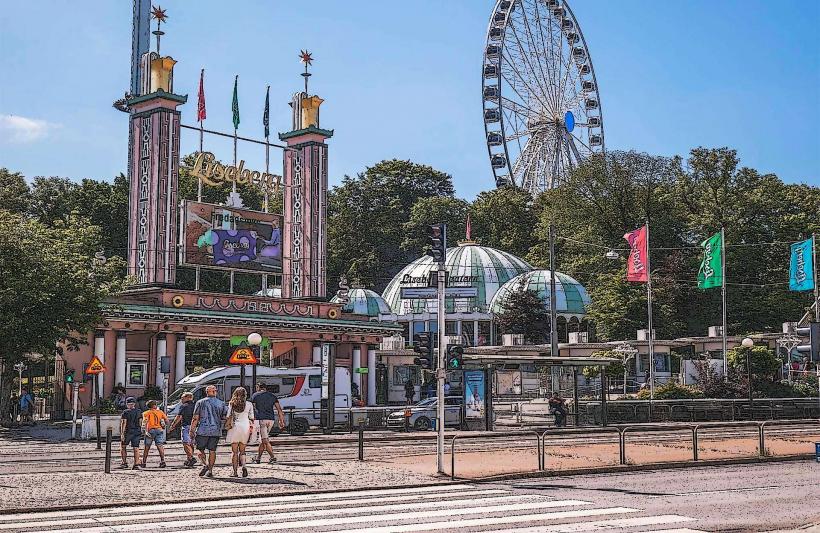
[80,414,122,439]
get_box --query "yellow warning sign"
[229,346,258,365]
[85,355,106,375]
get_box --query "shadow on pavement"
[214,476,308,486]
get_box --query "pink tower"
[125,51,186,286]
[279,55,333,299]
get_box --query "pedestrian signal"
[64,369,75,383]
[229,346,259,365]
[446,344,464,370]
[85,356,105,375]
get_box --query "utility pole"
[427,223,447,475]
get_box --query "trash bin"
[815,442,820,463]
[431,418,438,431]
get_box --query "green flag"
[697,231,723,289]
[232,75,240,130]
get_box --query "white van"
[166,366,351,435]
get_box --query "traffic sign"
[355,367,369,374]
[85,356,105,375]
[229,346,258,365]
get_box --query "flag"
[263,85,270,138]
[698,231,723,289]
[789,236,815,291]
[231,75,240,130]
[465,213,472,240]
[623,225,648,282]
[197,69,206,121]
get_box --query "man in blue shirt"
[190,385,227,478]
[250,383,285,464]
[19,388,34,425]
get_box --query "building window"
[462,321,475,347]
[401,322,410,346]
[445,320,459,336]
[393,365,420,386]
[126,362,147,387]
[478,321,491,346]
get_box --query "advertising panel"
[464,370,486,419]
[181,200,282,273]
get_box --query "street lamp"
[741,337,754,404]
[247,332,263,392]
[13,362,25,397]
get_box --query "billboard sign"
[181,200,282,273]
[464,370,485,419]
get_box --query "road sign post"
[70,383,80,439]
[436,267,446,474]
[84,355,106,449]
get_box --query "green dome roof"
[330,288,392,317]
[489,270,591,317]
[382,243,533,314]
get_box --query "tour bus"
[165,366,351,435]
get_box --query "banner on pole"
[623,225,648,282]
[789,237,815,291]
[698,232,723,289]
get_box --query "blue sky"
[1,0,818,199]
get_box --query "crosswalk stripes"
[0,483,705,533]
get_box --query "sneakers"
[159,461,166,468]
[251,457,261,464]
[205,471,214,478]
[242,467,248,478]
[268,456,277,464]
[199,465,209,477]
[119,463,129,469]
[184,458,196,468]
[132,464,140,471]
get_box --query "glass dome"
[489,270,591,317]
[331,288,392,317]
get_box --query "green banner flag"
[698,231,723,289]
[232,75,240,130]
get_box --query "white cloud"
[0,114,60,143]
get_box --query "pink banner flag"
[623,225,649,282]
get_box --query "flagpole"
[646,221,655,402]
[813,233,819,322]
[197,69,204,203]
[721,226,728,377]
[264,85,270,214]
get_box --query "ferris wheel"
[482,0,604,195]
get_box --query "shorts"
[195,434,220,452]
[123,431,142,448]
[145,428,166,445]
[181,425,192,444]
[258,419,274,440]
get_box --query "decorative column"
[115,331,127,388]
[367,345,377,406]
[125,49,186,286]
[175,334,186,388]
[94,331,106,399]
[156,333,167,387]
[280,90,332,299]
[351,346,362,394]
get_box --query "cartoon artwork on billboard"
[181,201,282,273]
[464,370,485,419]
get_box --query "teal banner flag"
[789,237,815,291]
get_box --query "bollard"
[358,427,364,461]
[758,423,765,457]
[404,408,411,432]
[104,428,113,474]
[692,426,699,461]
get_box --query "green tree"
[327,159,455,292]
[0,168,30,214]
[471,186,538,259]
[402,196,469,253]
[727,345,780,380]
[0,211,126,419]
[493,279,550,344]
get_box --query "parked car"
[386,397,463,430]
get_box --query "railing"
[450,431,542,479]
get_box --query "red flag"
[623,225,649,282]
[197,69,207,121]
[465,213,472,240]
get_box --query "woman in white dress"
[226,387,254,477]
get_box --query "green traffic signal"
[64,369,75,383]
[446,345,464,370]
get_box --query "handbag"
[224,407,235,430]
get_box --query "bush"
[636,382,704,400]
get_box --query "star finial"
[299,50,313,65]
[151,5,168,23]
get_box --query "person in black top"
[119,397,143,470]
[548,393,568,428]
[250,383,285,464]
[168,392,197,467]
[404,379,415,405]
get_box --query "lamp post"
[248,332,262,392]
[741,337,754,404]
[13,362,25,397]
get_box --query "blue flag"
[789,237,815,291]
[263,85,270,138]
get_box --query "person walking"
[548,392,568,427]
[190,384,227,478]
[168,392,196,467]
[19,389,34,425]
[226,387,254,478]
[119,397,143,470]
[141,400,168,468]
[250,383,286,464]
[404,379,415,405]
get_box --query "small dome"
[331,288,392,317]
[490,270,591,317]
[382,243,533,314]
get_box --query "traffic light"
[795,322,819,362]
[446,344,464,370]
[64,368,75,384]
[427,224,447,264]
[413,332,433,369]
